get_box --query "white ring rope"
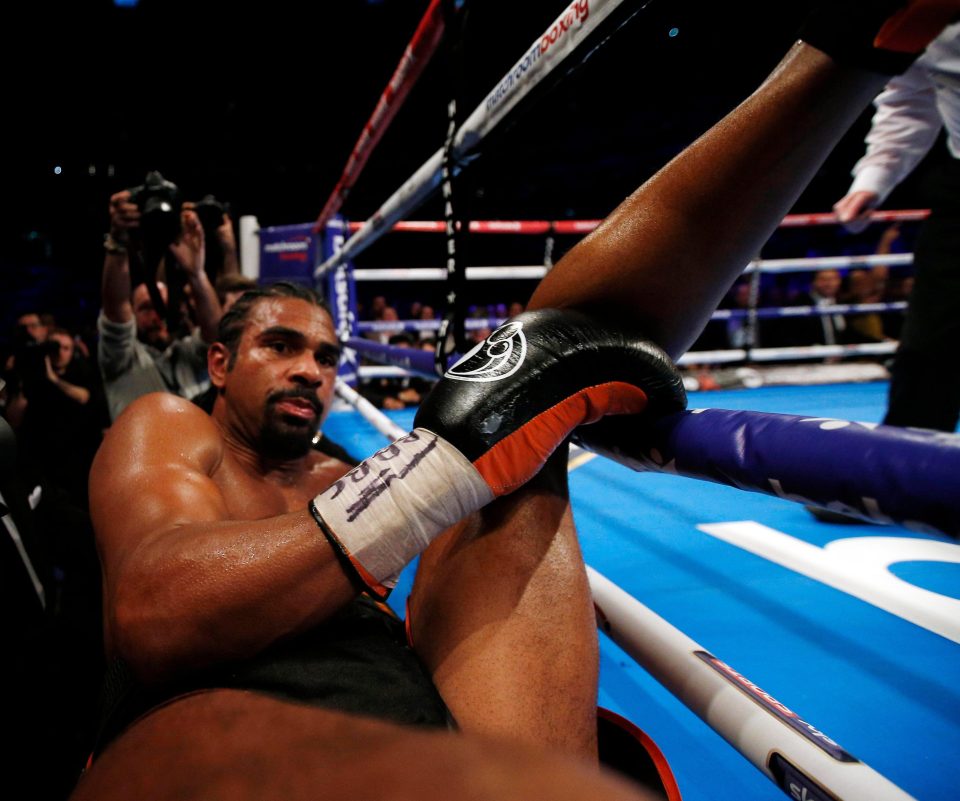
[350,254,912,282]
[315,0,640,279]
[352,266,548,281]
[588,567,917,801]
[343,208,930,235]
[746,253,914,273]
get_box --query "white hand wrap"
[310,428,494,597]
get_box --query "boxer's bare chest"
[210,445,351,521]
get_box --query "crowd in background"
[690,223,914,354]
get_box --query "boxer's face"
[217,296,340,459]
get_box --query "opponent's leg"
[70,690,658,801]
[405,39,885,770]
[529,42,890,357]
[409,447,600,760]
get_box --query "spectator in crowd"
[215,274,259,314]
[416,304,438,341]
[861,222,913,339]
[507,301,525,319]
[364,305,404,345]
[719,278,765,350]
[357,332,432,410]
[776,268,852,349]
[369,294,388,320]
[3,312,50,381]
[1,322,108,790]
[6,326,106,508]
[98,190,222,421]
[842,269,888,344]
[196,198,241,283]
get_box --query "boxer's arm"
[91,393,357,685]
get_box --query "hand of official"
[833,190,880,234]
[308,308,687,597]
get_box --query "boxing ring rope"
[343,265,906,372]
[315,0,644,279]
[574,410,960,539]
[587,568,917,801]
[342,208,931,235]
[332,378,926,801]
[313,0,447,232]
[339,214,917,372]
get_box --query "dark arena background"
[3,2,958,801]
[3,0,945,339]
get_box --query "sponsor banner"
[695,650,858,763]
[259,223,317,285]
[459,0,625,146]
[321,217,359,386]
[769,754,836,801]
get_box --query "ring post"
[321,215,359,386]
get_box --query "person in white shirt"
[834,23,960,432]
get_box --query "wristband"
[309,428,493,598]
[103,233,128,254]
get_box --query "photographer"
[191,194,241,283]
[2,312,52,428]
[98,175,222,422]
[12,326,104,508]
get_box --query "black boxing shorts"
[89,595,453,761]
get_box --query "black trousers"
[884,152,960,432]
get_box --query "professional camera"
[13,328,60,389]
[193,194,229,236]
[126,171,182,255]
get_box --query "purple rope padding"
[355,317,503,333]
[345,337,456,378]
[575,408,960,538]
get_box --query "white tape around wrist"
[310,428,494,596]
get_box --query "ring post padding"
[323,216,360,386]
[575,408,960,538]
[587,566,918,801]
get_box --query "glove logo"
[445,321,526,382]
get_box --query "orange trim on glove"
[472,382,650,495]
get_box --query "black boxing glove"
[309,309,686,597]
[799,0,960,75]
